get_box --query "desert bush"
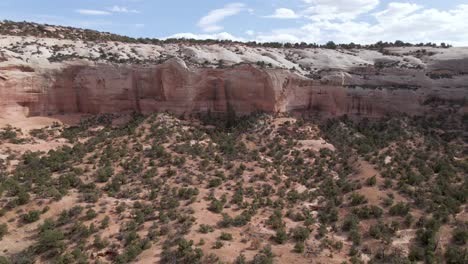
[93,234,109,249]
[366,176,377,186]
[198,224,214,234]
[219,232,233,241]
[178,187,199,200]
[35,229,65,256]
[161,238,203,263]
[294,242,305,253]
[212,240,223,249]
[290,226,311,242]
[368,221,396,241]
[100,216,110,229]
[95,166,113,183]
[349,229,361,245]
[267,210,284,230]
[349,193,367,206]
[0,223,7,240]
[115,238,151,264]
[0,256,9,264]
[208,178,222,188]
[21,210,41,223]
[252,245,275,264]
[444,246,467,264]
[352,205,383,219]
[85,209,97,220]
[0,126,18,141]
[208,198,225,213]
[234,254,247,264]
[272,228,288,244]
[342,214,359,232]
[452,225,467,246]
[389,202,410,216]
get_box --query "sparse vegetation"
[0,108,465,263]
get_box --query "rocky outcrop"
[1,40,467,119]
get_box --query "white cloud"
[302,0,379,21]
[109,6,139,14]
[76,9,111,16]
[374,2,422,23]
[265,8,300,19]
[252,3,468,46]
[245,30,255,36]
[198,3,246,32]
[167,32,245,42]
[255,25,321,43]
[140,1,468,47]
[76,6,139,16]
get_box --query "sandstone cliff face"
[0,36,467,119]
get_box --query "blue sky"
[1,0,467,45]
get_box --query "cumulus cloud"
[265,8,300,19]
[198,3,246,32]
[167,32,245,41]
[255,24,321,43]
[109,6,140,14]
[167,1,468,46]
[251,2,468,46]
[302,0,379,21]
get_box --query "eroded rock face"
[1,43,467,119]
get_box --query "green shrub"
[198,224,214,234]
[36,229,65,255]
[445,246,467,264]
[252,245,274,264]
[267,210,284,230]
[208,178,222,188]
[208,198,224,213]
[389,202,410,216]
[234,254,247,264]
[342,214,359,232]
[0,256,10,264]
[0,223,7,240]
[273,228,288,244]
[348,229,361,245]
[93,234,109,249]
[352,205,383,219]
[213,240,224,249]
[452,226,467,245]
[349,193,367,206]
[85,209,97,220]
[16,190,30,206]
[294,242,304,253]
[290,226,311,242]
[161,239,203,263]
[96,166,113,183]
[100,216,110,229]
[219,232,233,241]
[21,210,41,223]
[115,239,151,264]
[0,126,17,141]
[366,176,377,186]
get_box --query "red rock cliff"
[1,41,467,119]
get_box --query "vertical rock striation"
[1,49,467,119]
